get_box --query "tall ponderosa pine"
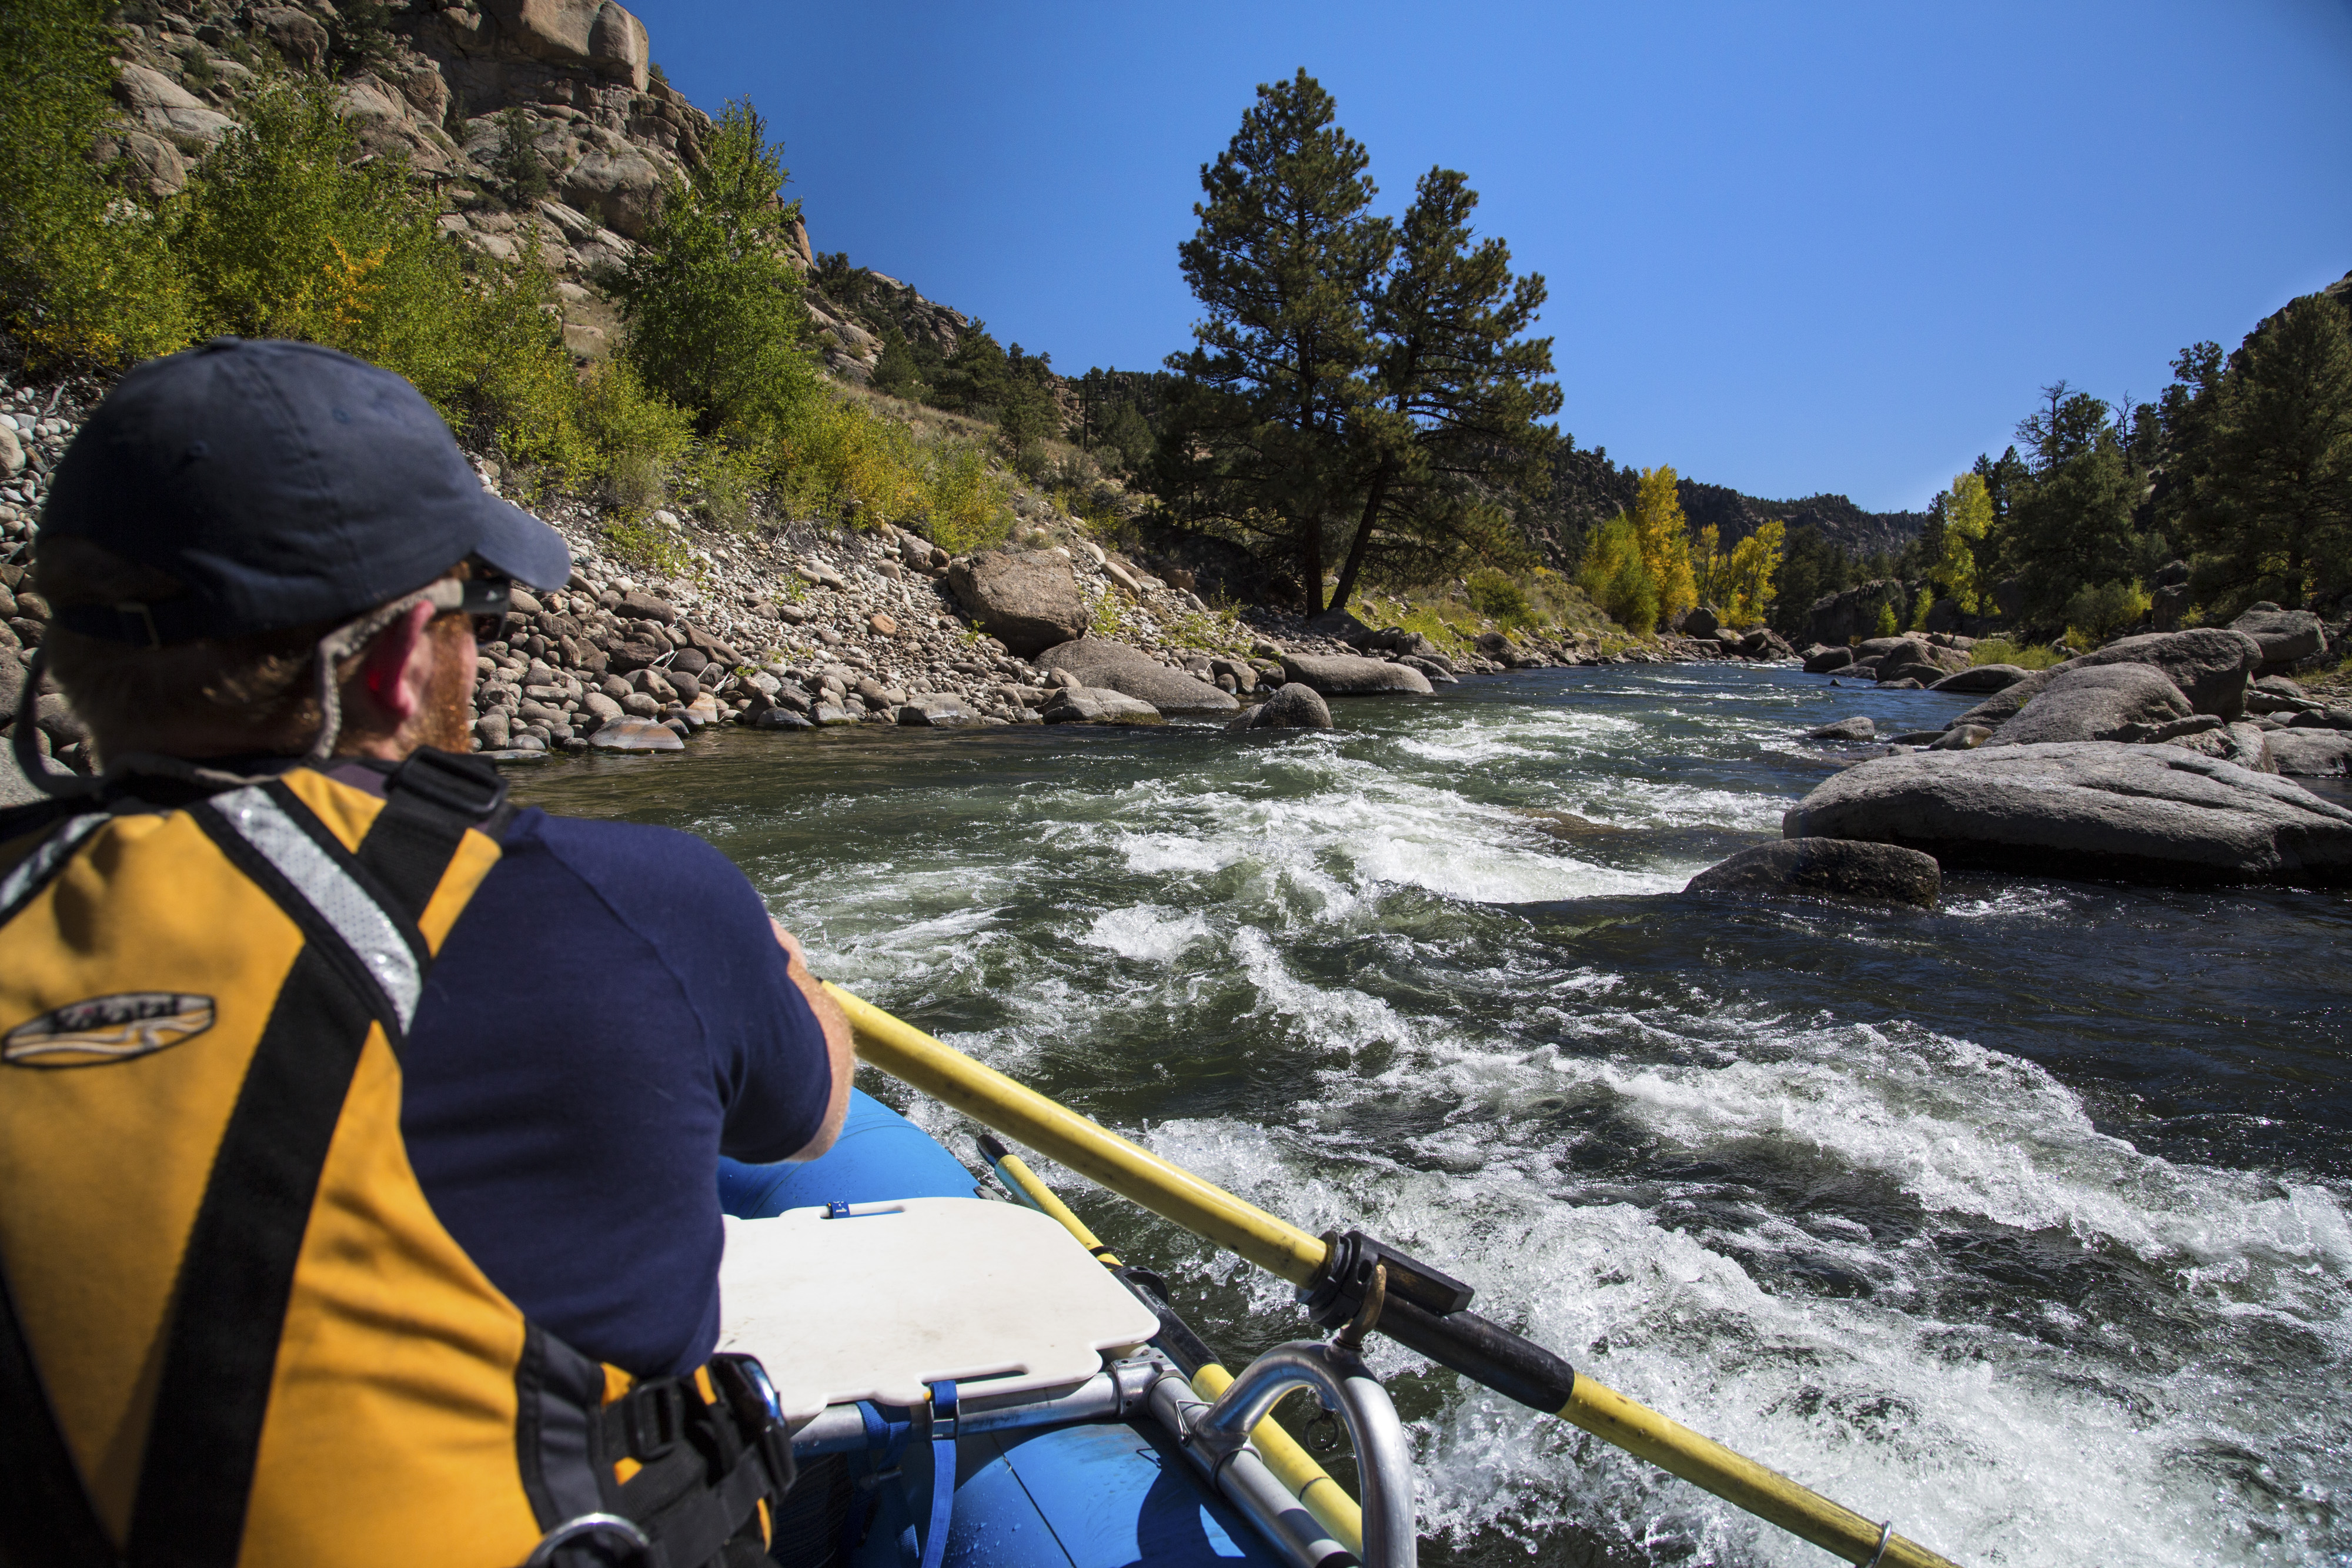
[2185,293,2352,610]
[614,101,814,437]
[1326,167,1561,611]
[1998,385,2139,626]
[1157,71,1389,614]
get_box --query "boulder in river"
[586,717,684,753]
[1036,637,1239,716]
[1227,682,1333,732]
[2266,729,2352,776]
[896,695,976,727]
[1782,740,2352,883]
[1805,716,1876,741]
[1802,644,1854,674]
[1685,837,1941,908]
[1040,688,1166,726]
[1984,664,2191,745]
[1930,664,2029,693]
[947,549,1090,656]
[1278,651,1435,696]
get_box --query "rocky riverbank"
[0,376,1793,780]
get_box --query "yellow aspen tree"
[1936,472,1993,612]
[1723,519,1785,624]
[1632,465,1697,626]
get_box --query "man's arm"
[773,922,854,1161]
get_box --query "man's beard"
[413,626,476,753]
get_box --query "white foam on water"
[1082,904,1212,964]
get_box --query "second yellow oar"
[827,982,1962,1568]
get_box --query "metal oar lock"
[830,984,1963,1568]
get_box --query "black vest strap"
[0,1267,126,1567]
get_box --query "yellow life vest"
[0,751,793,1568]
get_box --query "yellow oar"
[827,982,1962,1568]
[978,1134,1367,1558]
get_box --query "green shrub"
[170,86,588,475]
[1465,567,1533,627]
[1969,637,2066,670]
[0,0,195,373]
[612,99,815,437]
[2060,579,2151,649]
[1576,513,1661,630]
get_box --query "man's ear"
[355,601,439,728]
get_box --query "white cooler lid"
[716,1197,1162,1422]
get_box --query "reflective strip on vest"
[211,785,424,1029]
[0,814,104,925]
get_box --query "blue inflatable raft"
[715,1091,1408,1568]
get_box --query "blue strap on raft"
[921,1381,958,1568]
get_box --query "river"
[514,664,2352,1568]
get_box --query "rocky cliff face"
[96,0,996,372]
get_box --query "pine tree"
[1156,70,1389,616]
[2186,293,2352,610]
[1325,166,1560,613]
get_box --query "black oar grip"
[1373,1294,1577,1414]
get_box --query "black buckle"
[622,1380,684,1462]
[709,1353,797,1501]
[1297,1229,1475,1330]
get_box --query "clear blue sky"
[627,0,2352,513]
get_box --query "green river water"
[515,664,2352,1568]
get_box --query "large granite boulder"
[2071,628,2263,720]
[1930,664,2029,694]
[1805,716,1875,741]
[1035,638,1238,716]
[948,551,1090,657]
[1782,741,2352,883]
[2230,604,2328,671]
[1985,664,2191,745]
[1802,644,1854,674]
[1950,628,2263,731]
[1685,838,1940,908]
[562,147,667,239]
[1277,652,1435,696]
[1226,682,1332,732]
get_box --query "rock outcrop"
[1782,743,2352,884]
[1685,838,1941,908]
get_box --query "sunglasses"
[422,576,516,641]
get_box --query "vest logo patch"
[4,993,216,1068]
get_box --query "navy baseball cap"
[41,337,572,646]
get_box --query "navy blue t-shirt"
[402,806,830,1378]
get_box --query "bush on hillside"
[2061,578,2150,649]
[1576,513,1661,630]
[173,86,587,473]
[0,0,192,372]
[1968,637,2066,670]
[611,99,815,437]
[1465,566,1533,627]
